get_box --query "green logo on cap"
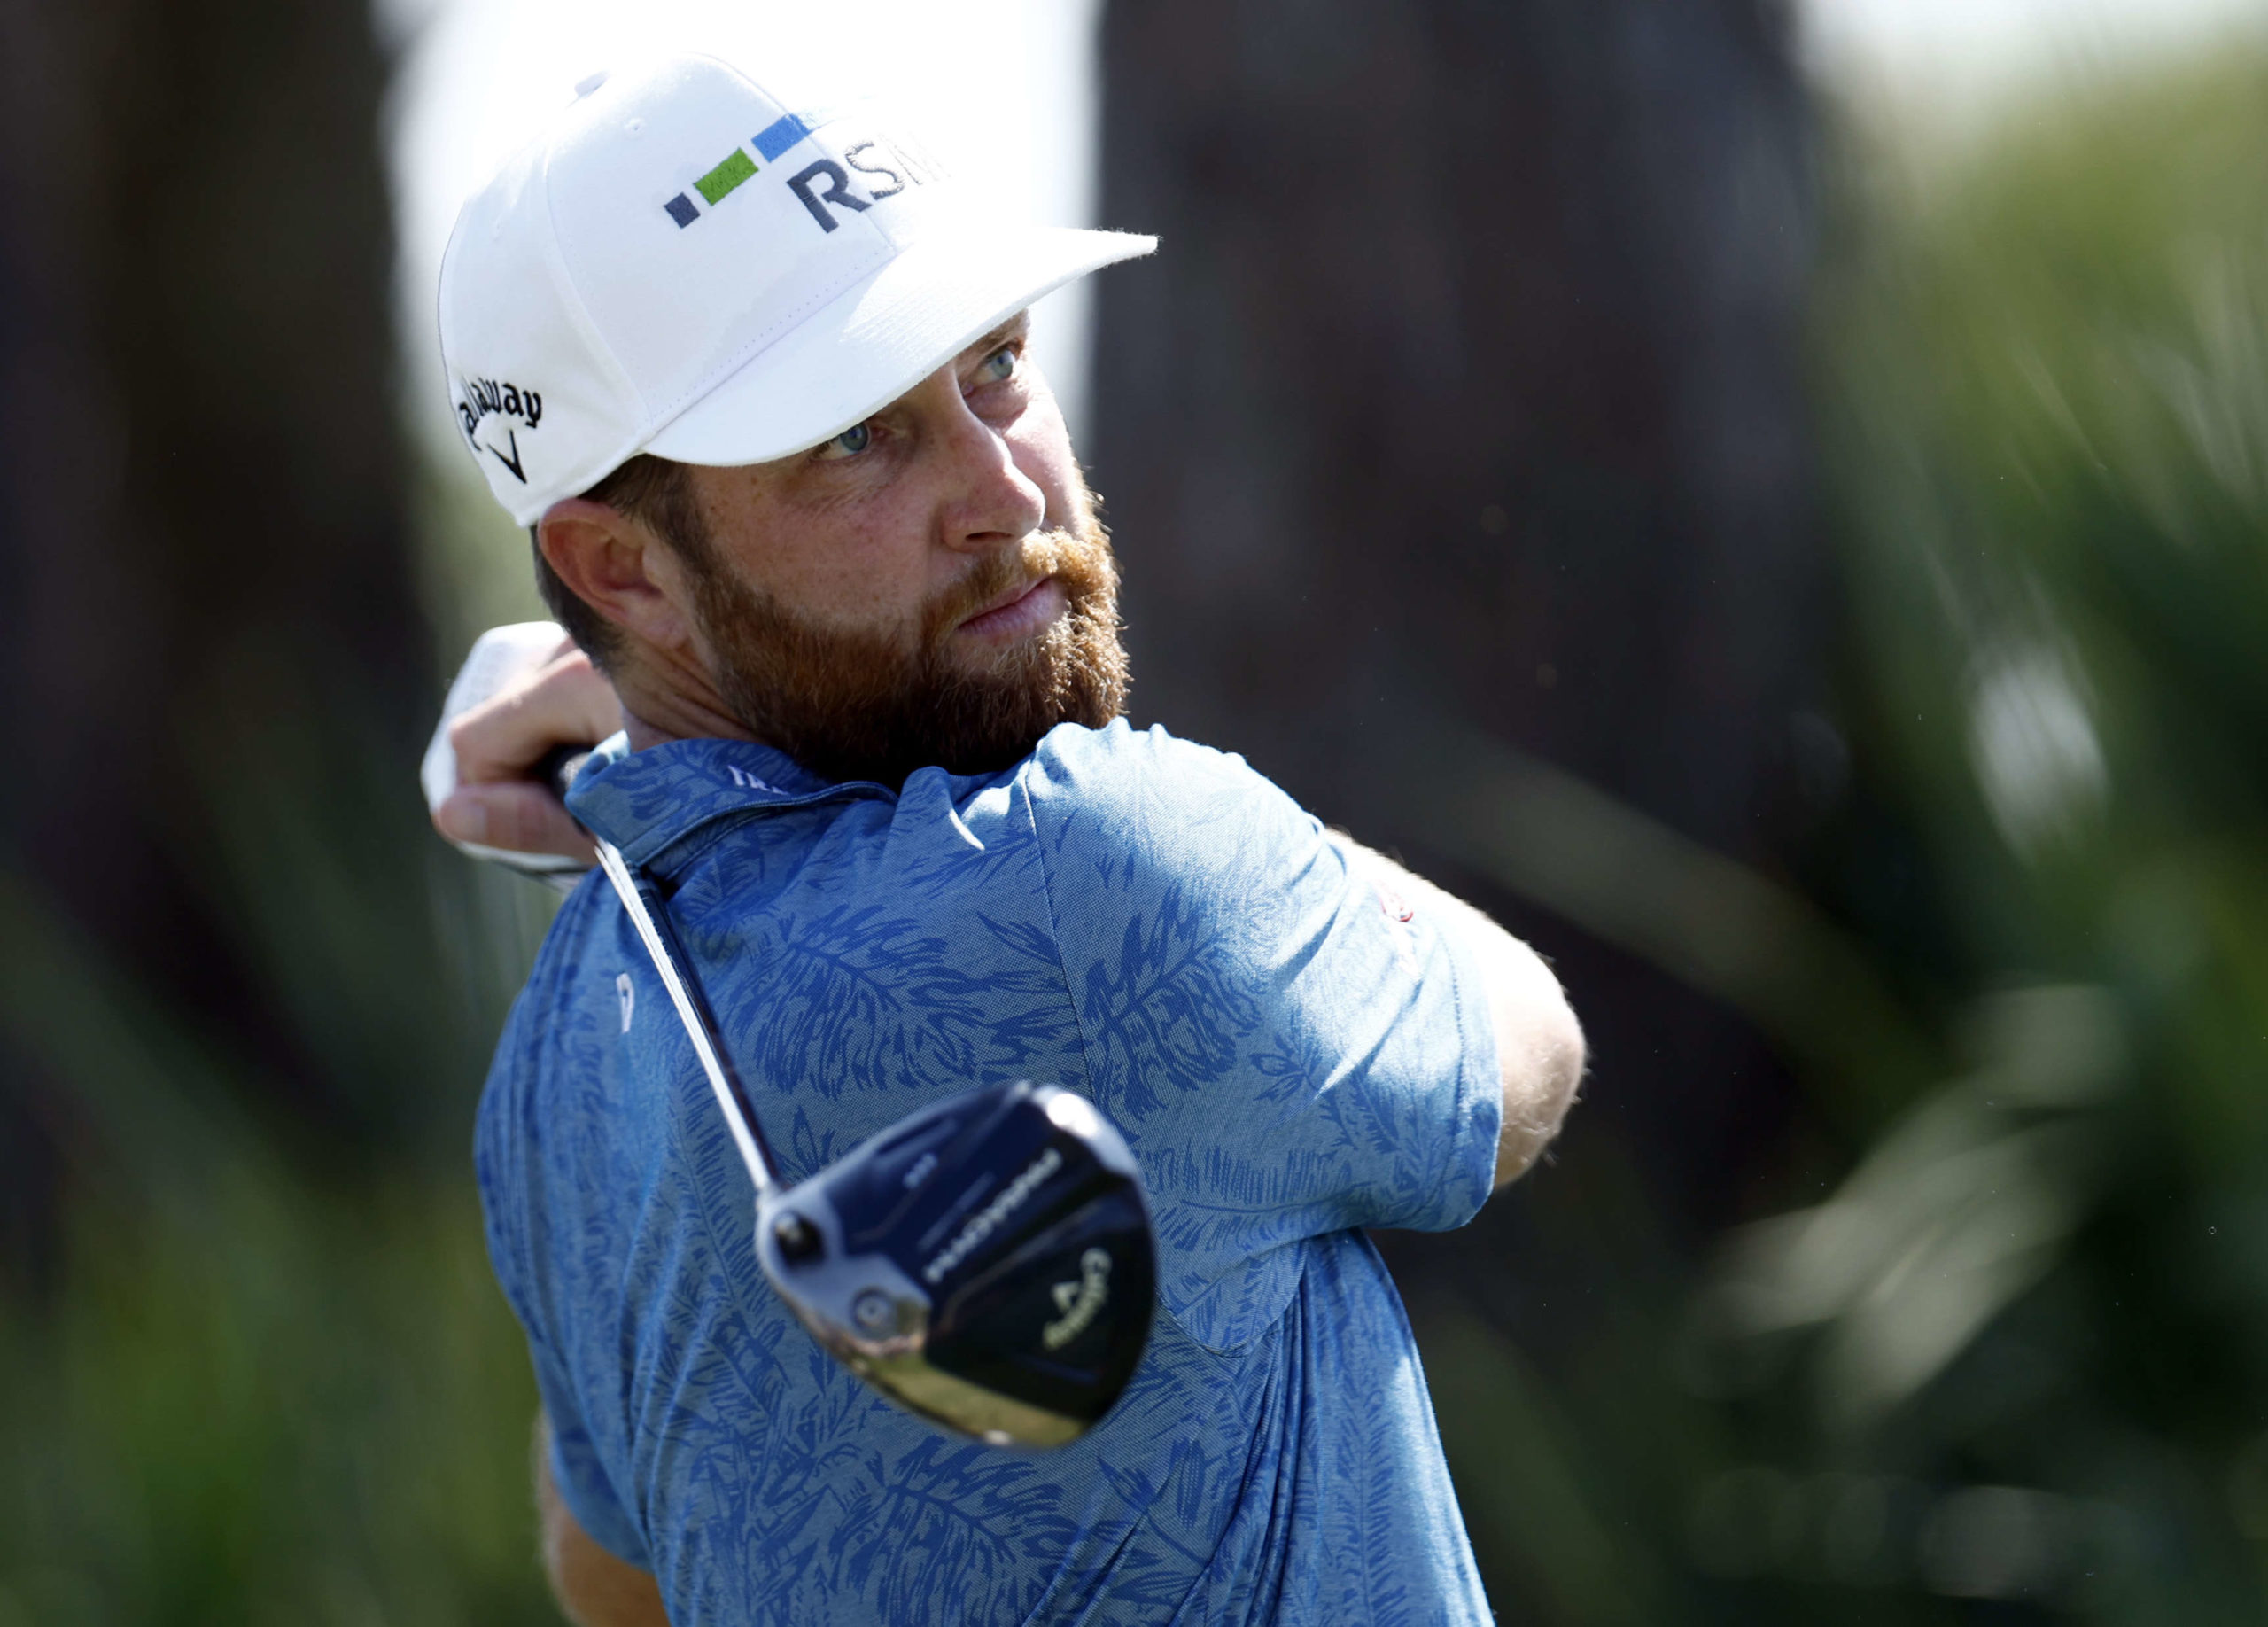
[694,148,757,206]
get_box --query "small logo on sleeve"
[1375,883,1420,974]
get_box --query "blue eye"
[825,422,872,458]
[980,347,1017,384]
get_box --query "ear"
[537,498,700,653]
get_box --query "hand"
[431,634,620,862]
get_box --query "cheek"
[694,471,926,637]
[1007,405,1084,523]
[756,502,936,629]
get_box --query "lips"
[956,576,1059,640]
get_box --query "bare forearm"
[1330,835,1586,1187]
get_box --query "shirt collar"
[564,734,894,869]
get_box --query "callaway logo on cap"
[438,53,1155,525]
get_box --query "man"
[436,50,1585,1627]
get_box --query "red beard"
[686,507,1130,788]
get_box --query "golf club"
[555,752,1155,1448]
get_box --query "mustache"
[920,528,1095,646]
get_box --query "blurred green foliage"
[1416,44,2268,1623]
[0,965,561,1623]
[0,455,561,1620]
[0,1165,544,1626]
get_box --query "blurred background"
[4,0,2268,1617]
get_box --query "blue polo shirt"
[476,720,1501,1625]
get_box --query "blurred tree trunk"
[1092,0,1821,1296]
[0,0,426,1274]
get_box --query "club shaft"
[592,836,780,1194]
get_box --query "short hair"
[530,454,711,669]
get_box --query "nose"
[926,378,1045,556]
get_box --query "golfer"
[434,50,1584,1627]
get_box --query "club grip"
[536,743,594,802]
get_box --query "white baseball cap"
[438,52,1155,525]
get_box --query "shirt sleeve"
[1022,721,1503,1350]
[475,1005,652,1570]
[543,1396,648,1569]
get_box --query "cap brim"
[641,224,1156,468]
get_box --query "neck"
[610,641,761,752]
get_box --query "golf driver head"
[754,1080,1153,1447]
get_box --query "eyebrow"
[960,314,1029,362]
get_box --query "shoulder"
[1014,720,1334,935]
[1020,720,1317,859]
[1025,717,1262,793]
